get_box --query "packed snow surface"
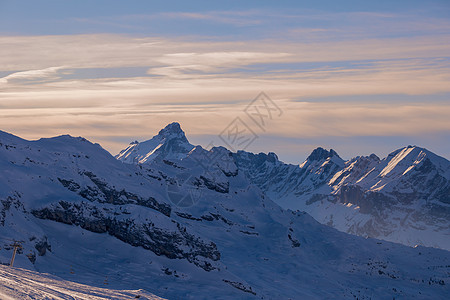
[0,265,164,300]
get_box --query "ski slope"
[0,265,164,300]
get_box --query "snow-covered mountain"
[116,122,194,164]
[1,124,450,299]
[120,123,449,251]
[234,145,450,251]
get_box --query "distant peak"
[157,122,185,139]
[388,145,423,157]
[116,122,193,164]
[307,147,341,161]
[267,152,278,162]
[369,153,380,161]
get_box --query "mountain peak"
[116,122,193,164]
[368,153,380,161]
[158,122,186,139]
[307,147,341,161]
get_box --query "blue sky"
[0,0,449,163]
[2,0,449,38]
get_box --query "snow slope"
[0,125,450,299]
[0,265,164,300]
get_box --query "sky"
[0,0,449,164]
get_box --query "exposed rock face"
[307,147,340,161]
[233,147,345,196]
[32,201,219,271]
[58,172,171,217]
[1,193,25,226]
[34,237,51,257]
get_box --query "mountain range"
[116,122,450,251]
[0,123,449,299]
[235,145,450,251]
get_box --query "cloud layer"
[1,6,449,162]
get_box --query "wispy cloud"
[148,51,291,77]
[2,34,449,72]
[1,14,449,159]
[1,98,449,158]
[0,66,67,84]
[1,2,450,162]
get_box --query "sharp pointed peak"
[158,122,184,137]
[116,122,194,164]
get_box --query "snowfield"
[0,265,164,300]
